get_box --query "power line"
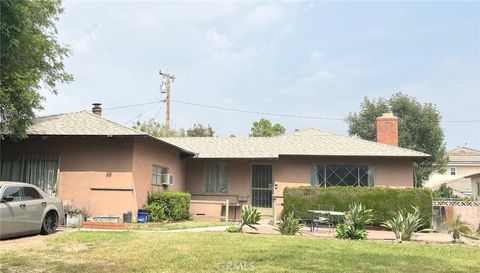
[101,99,480,123]
[122,103,159,125]
[103,101,160,111]
[171,99,345,121]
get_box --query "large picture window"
[311,164,374,187]
[0,154,59,196]
[204,162,227,193]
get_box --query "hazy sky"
[41,0,480,149]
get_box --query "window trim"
[311,164,375,187]
[203,162,228,194]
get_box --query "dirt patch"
[0,231,64,253]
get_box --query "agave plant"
[239,206,262,231]
[448,216,472,243]
[348,203,374,229]
[382,207,423,242]
[277,212,302,235]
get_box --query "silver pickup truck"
[0,181,64,239]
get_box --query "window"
[311,164,375,187]
[450,167,457,176]
[22,187,42,200]
[151,165,168,186]
[0,153,59,196]
[2,186,23,202]
[204,162,227,193]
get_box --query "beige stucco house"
[1,105,429,221]
[425,146,480,196]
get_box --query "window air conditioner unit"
[161,174,174,185]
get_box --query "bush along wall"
[145,191,191,222]
[283,186,433,228]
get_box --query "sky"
[40,0,480,149]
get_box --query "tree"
[186,123,214,137]
[250,118,286,137]
[346,92,448,187]
[0,0,73,140]
[447,216,472,243]
[433,183,458,199]
[133,119,186,137]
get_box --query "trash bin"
[123,211,132,223]
[137,209,149,223]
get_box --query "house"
[465,172,480,200]
[425,146,480,197]
[0,105,429,221]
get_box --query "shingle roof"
[27,111,145,136]
[160,128,429,159]
[447,147,480,164]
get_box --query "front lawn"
[1,231,479,273]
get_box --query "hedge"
[145,191,191,222]
[283,186,433,227]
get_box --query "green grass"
[126,221,228,231]
[1,231,479,273]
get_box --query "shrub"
[277,212,302,235]
[225,225,242,233]
[239,206,261,231]
[145,191,191,222]
[448,216,473,243]
[335,223,367,240]
[382,207,423,241]
[284,186,432,227]
[334,203,373,240]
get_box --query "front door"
[251,164,272,208]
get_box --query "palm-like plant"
[348,203,374,229]
[239,206,262,231]
[447,216,472,243]
[383,208,423,242]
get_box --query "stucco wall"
[185,155,415,219]
[2,136,137,218]
[132,137,187,211]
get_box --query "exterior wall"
[2,136,137,219]
[2,136,188,221]
[131,137,187,213]
[185,155,415,220]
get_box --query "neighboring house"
[465,172,480,200]
[425,146,480,197]
[1,106,429,221]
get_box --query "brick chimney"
[376,112,398,146]
[92,103,102,116]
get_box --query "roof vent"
[92,103,102,116]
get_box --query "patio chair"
[312,204,334,232]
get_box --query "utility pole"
[159,70,175,131]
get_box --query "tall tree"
[187,123,215,137]
[0,0,73,140]
[250,118,286,137]
[133,119,186,137]
[346,92,448,187]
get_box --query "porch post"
[225,199,229,223]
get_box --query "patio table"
[308,210,346,232]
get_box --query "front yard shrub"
[145,191,191,221]
[225,225,242,233]
[447,216,473,243]
[334,203,372,240]
[382,207,423,241]
[277,212,302,235]
[284,186,433,228]
[239,206,261,231]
